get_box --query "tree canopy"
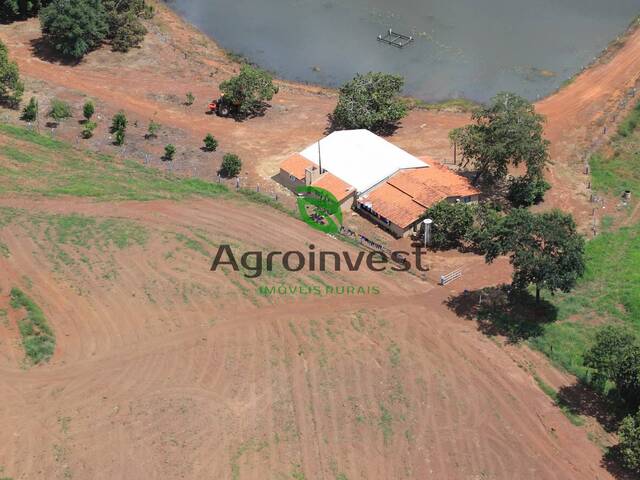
[1,0,49,21]
[424,201,475,250]
[450,92,549,188]
[483,208,585,302]
[40,0,109,59]
[218,65,278,117]
[0,40,24,108]
[331,72,407,133]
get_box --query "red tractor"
[208,94,238,117]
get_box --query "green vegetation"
[48,99,72,122]
[81,120,97,139]
[450,92,549,197]
[424,200,475,250]
[617,100,640,138]
[220,153,242,178]
[619,411,640,473]
[0,124,292,211]
[219,64,279,117]
[82,100,95,121]
[483,209,585,303]
[110,111,127,145]
[163,143,176,161]
[40,0,109,59]
[146,120,160,139]
[203,133,218,152]
[185,91,195,106]
[1,0,48,20]
[38,0,152,58]
[533,374,585,427]
[0,40,24,108]
[331,72,407,133]
[10,287,55,364]
[21,97,38,122]
[407,97,479,113]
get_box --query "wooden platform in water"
[377,29,414,48]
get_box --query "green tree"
[619,410,640,472]
[145,120,160,139]
[450,92,549,187]
[81,120,97,138]
[584,325,638,387]
[185,91,195,106]
[203,133,218,152]
[47,98,71,122]
[110,111,127,133]
[21,96,38,122]
[484,209,585,303]
[1,0,49,21]
[423,201,475,250]
[218,64,279,117]
[82,100,95,121]
[507,175,551,207]
[109,10,147,52]
[0,40,24,108]
[331,72,407,133]
[40,0,108,59]
[163,144,176,161]
[220,153,242,177]
[614,344,640,407]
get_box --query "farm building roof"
[280,153,316,180]
[312,172,356,203]
[299,130,427,193]
[360,161,480,229]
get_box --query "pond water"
[165,0,639,102]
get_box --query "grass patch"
[530,103,640,382]
[533,374,585,426]
[378,403,393,445]
[617,100,640,138]
[406,97,479,112]
[10,287,55,364]
[0,241,9,258]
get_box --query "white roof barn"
[299,129,427,193]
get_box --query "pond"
[165,0,639,102]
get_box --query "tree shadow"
[446,285,557,343]
[602,446,639,480]
[29,37,81,66]
[556,381,627,433]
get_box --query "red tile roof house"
[278,130,480,237]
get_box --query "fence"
[440,268,462,286]
[338,226,411,266]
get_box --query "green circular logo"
[296,186,343,234]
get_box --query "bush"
[81,120,97,139]
[220,153,242,177]
[1,0,48,21]
[40,0,109,59]
[584,325,638,388]
[0,40,24,108]
[423,201,475,250]
[331,72,407,133]
[146,120,160,139]
[21,97,38,122]
[507,175,551,207]
[185,91,195,106]
[82,100,95,121]
[48,98,72,121]
[203,133,218,151]
[619,410,640,473]
[109,10,147,52]
[163,144,176,161]
[110,111,127,133]
[219,64,278,117]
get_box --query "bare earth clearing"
[1,3,640,479]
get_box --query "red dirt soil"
[0,197,615,479]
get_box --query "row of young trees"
[1,0,152,59]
